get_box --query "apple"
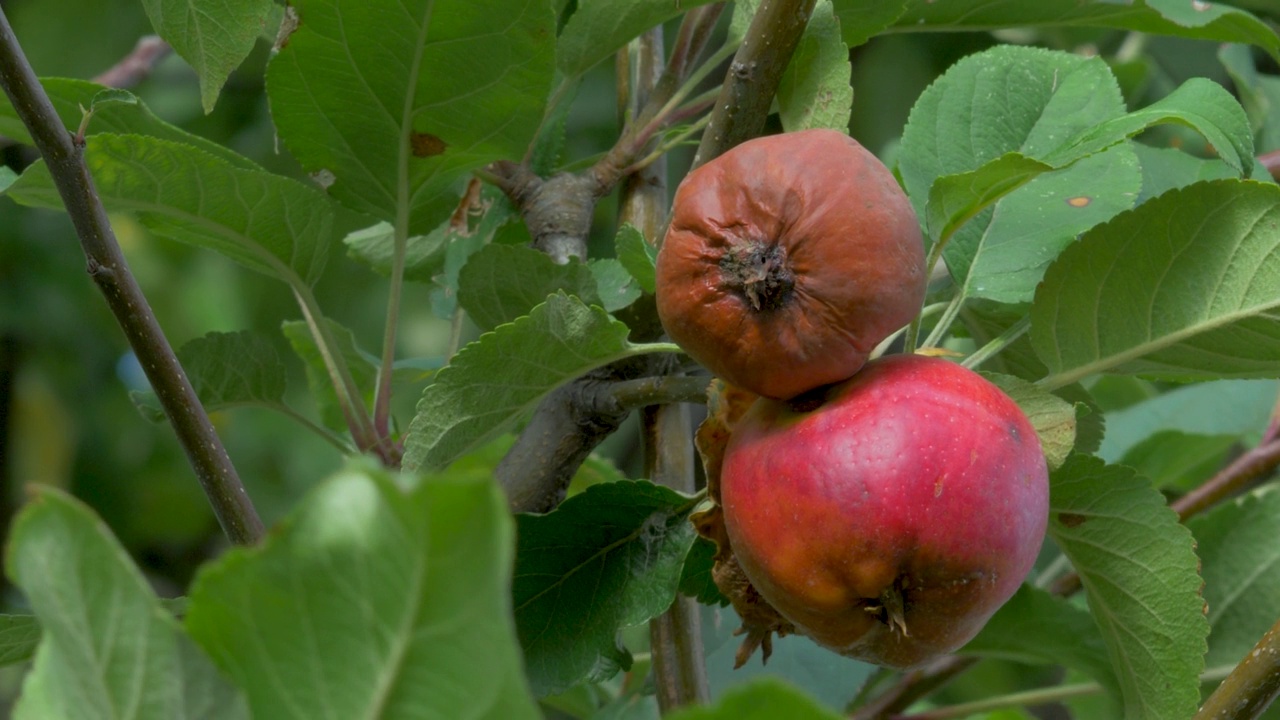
[719,354,1049,668]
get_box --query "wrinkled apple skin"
[720,354,1049,669]
[655,128,926,400]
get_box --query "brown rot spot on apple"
[1058,512,1088,528]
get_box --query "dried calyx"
[719,238,794,312]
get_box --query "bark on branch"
[0,8,263,545]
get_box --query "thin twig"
[848,656,977,720]
[91,35,171,88]
[0,8,263,544]
[1260,150,1280,183]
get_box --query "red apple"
[719,354,1049,668]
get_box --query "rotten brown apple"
[655,128,926,400]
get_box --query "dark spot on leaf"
[1058,512,1087,528]
[410,131,447,158]
[1066,196,1091,208]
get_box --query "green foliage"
[184,460,539,718]
[1097,378,1278,460]
[267,0,555,232]
[895,0,1280,60]
[1190,487,1280,669]
[0,81,257,167]
[778,0,854,132]
[665,678,844,720]
[514,480,700,696]
[1033,180,1280,388]
[282,318,376,432]
[140,0,274,112]
[6,133,338,285]
[7,488,248,719]
[614,224,657,294]
[6,0,1280,716]
[403,293,679,472]
[962,585,1118,695]
[1048,457,1209,719]
[130,329,289,422]
[458,244,605,330]
[556,0,720,79]
[830,0,907,49]
[982,372,1076,470]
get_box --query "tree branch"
[692,0,818,167]
[618,26,711,712]
[1260,150,1280,183]
[847,656,977,720]
[91,35,171,88]
[1195,618,1280,720]
[0,8,264,545]
[494,353,686,509]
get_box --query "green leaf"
[1119,431,1238,491]
[427,185,524,319]
[141,0,274,112]
[514,480,700,696]
[8,488,247,720]
[6,133,336,285]
[1048,456,1208,720]
[556,0,720,79]
[960,146,1141,304]
[0,615,42,667]
[830,0,907,48]
[614,224,657,294]
[0,167,15,194]
[0,79,257,168]
[402,292,679,472]
[185,460,539,719]
[894,0,1280,62]
[1032,179,1280,389]
[665,678,843,720]
[457,244,602,331]
[901,46,1125,224]
[1133,143,1237,205]
[901,46,1143,303]
[281,318,375,432]
[924,153,1053,248]
[268,0,554,232]
[777,0,852,133]
[342,221,449,283]
[1056,383,1105,457]
[131,330,288,422]
[982,372,1076,470]
[678,536,728,607]
[962,585,1118,695]
[1040,78,1254,174]
[588,259,642,312]
[1220,43,1280,154]
[1097,379,1277,461]
[1189,487,1280,669]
